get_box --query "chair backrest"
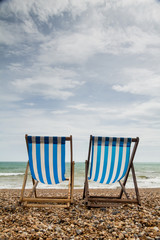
[88,136,132,184]
[26,136,66,185]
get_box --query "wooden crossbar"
[35,196,68,199]
[22,198,70,203]
[88,198,138,204]
[24,203,69,208]
[89,195,120,199]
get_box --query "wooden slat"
[88,198,138,204]
[22,198,71,203]
[65,136,72,141]
[24,203,69,208]
[34,196,68,199]
[89,195,120,199]
[131,138,138,142]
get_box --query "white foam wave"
[0,173,24,176]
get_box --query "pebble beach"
[0,188,160,240]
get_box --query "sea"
[0,162,160,189]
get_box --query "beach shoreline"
[0,188,160,239]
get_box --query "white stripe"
[97,137,105,183]
[31,136,40,182]
[57,137,62,183]
[90,137,98,181]
[118,138,127,180]
[40,137,47,184]
[109,138,120,184]
[103,138,113,184]
[49,137,55,184]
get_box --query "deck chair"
[83,135,140,208]
[20,134,74,208]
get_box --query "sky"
[0,0,160,162]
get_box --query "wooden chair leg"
[20,161,29,202]
[31,178,37,198]
[71,161,74,203]
[119,181,129,199]
[28,181,38,198]
[131,164,141,205]
[119,138,139,199]
[84,180,89,205]
[83,160,89,200]
[67,179,71,208]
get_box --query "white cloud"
[36,2,160,65]
[113,68,160,97]
[52,110,69,115]
[0,21,17,45]
[0,94,22,102]
[12,68,84,100]
[1,0,160,58]
[69,98,160,129]
[38,26,107,64]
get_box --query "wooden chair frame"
[83,135,140,208]
[20,134,74,208]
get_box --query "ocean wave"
[0,173,24,176]
[138,175,149,179]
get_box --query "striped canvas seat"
[89,137,132,184]
[83,135,140,207]
[20,134,74,208]
[27,136,66,185]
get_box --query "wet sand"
[0,188,160,239]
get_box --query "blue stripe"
[61,137,66,181]
[100,137,109,183]
[53,137,59,184]
[106,138,116,184]
[44,137,52,184]
[119,138,131,180]
[28,136,32,144]
[27,136,36,181]
[36,137,44,183]
[89,137,94,180]
[112,138,124,183]
[94,137,102,181]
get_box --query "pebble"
[100,207,106,211]
[75,229,83,235]
[119,233,124,239]
[153,227,159,231]
[55,226,62,232]
[112,210,120,215]
[155,206,160,210]
[0,188,160,239]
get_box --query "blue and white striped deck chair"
[83,136,140,207]
[20,134,74,208]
